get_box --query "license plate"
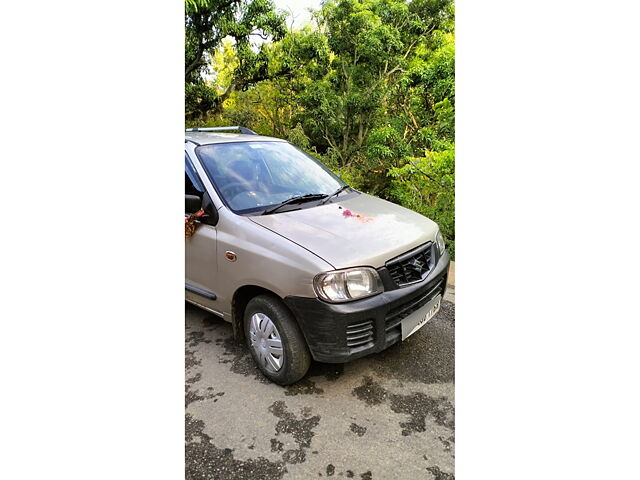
[401,294,442,340]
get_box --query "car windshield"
[196,141,347,214]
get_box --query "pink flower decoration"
[342,209,373,222]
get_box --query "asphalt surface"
[185,289,455,480]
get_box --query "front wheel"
[243,294,311,385]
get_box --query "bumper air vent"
[346,320,374,349]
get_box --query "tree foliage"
[185,0,286,119]
[185,0,455,257]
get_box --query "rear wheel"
[243,294,311,385]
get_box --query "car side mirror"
[201,192,219,226]
[185,194,202,214]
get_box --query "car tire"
[243,294,311,385]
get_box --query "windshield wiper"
[320,185,351,205]
[262,193,328,215]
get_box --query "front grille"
[346,320,374,348]
[385,278,445,333]
[386,242,434,287]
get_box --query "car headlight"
[436,229,446,254]
[313,267,383,303]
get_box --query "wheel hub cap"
[249,313,283,372]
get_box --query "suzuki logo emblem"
[408,258,423,272]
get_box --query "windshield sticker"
[342,209,373,223]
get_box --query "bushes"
[388,148,455,259]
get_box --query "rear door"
[185,152,220,315]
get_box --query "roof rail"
[185,126,257,135]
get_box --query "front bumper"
[284,250,450,363]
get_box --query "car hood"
[249,193,438,269]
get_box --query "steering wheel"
[220,182,248,199]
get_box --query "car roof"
[185,131,288,146]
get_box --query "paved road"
[185,289,455,480]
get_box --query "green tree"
[294,0,452,165]
[185,0,286,119]
[387,27,455,255]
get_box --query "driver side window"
[185,154,205,196]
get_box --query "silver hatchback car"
[185,126,450,385]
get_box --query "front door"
[185,153,220,315]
